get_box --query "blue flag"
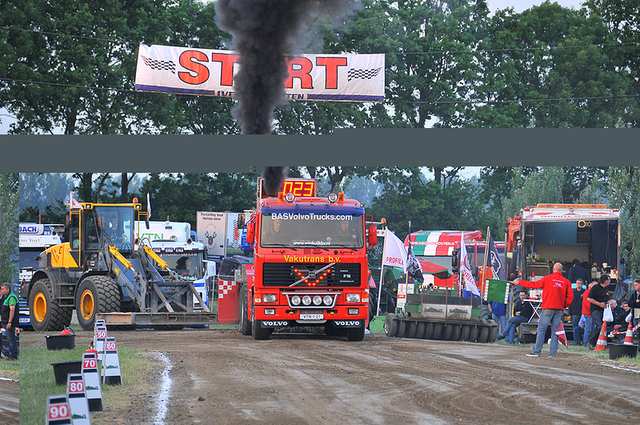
[488,233,506,280]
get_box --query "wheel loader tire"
[29,278,72,332]
[239,288,252,335]
[76,275,121,331]
[461,325,471,341]
[488,325,498,343]
[469,326,479,342]
[478,325,490,343]
[384,313,398,337]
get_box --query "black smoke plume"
[262,166,289,197]
[216,0,358,135]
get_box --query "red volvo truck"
[218,178,377,340]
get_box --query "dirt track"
[21,328,640,424]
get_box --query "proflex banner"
[135,44,385,102]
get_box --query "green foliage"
[608,167,640,278]
[0,173,19,284]
[365,167,492,236]
[471,1,640,127]
[1,0,235,135]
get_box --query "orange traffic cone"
[594,321,608,351]
[623,321,635,346]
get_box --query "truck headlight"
[346,293,360,303]
[302,295,312,306]
[263,294,277,303]
[313,295,322,306]
[323,295,333,306]
[291,295,301,306]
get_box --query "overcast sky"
[487,0,583,14]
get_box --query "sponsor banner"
[135,44,384,102]
[197,212,227,260]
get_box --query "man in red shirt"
[517,262,573,357]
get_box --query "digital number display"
[282,180,316,197]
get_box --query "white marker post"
[66,373,91,425]
[46,395,72,425]
[94,326,107,362]
[101,337,122,385]
[81,352,103,412]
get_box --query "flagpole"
[404,221,411,289]
[482,227,490,296]
[376,227,387,316]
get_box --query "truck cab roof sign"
[261,205,364,216]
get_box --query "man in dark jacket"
[569,278,585,345]
[498,290,534,344]
[568,259,589,284]
[587,274,611,350]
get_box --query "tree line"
[18,166,640,279]
[2,1,638,134]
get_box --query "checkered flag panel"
[347,67,382,81]
[141,55,176,74]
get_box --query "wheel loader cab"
[69,205,136,270]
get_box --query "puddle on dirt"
[153,353,172,425]
[598,362,640,374]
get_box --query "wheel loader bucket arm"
[142,246,170,269]
[108,245,134,271]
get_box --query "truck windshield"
[159,252,204,280]
[260,213,364,249]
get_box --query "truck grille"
[263,263,361,287]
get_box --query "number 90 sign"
[48,404,70,420]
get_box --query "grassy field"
[18,345,160,425]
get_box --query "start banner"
[135,44,384,102]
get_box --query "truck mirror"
[246,221,255,244]
[368,224,378,246]
[237,214,245,229]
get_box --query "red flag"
[556,322,568,347]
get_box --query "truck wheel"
[251,300,271,340]
[452,324,462,341]
[469,326,479,342]
[407,321,418,338]
[488,326,498,343]
[384,313,398,337]
[432,323,443,340]
[239,287,252,335]
[478,325,490,343]
[76,276,121,331]
[424,322,434,339]
[443,324,454,341]
[29,278,72,332]
[397,320,407,338]
[461,325,471,341]
[416,322,426,339]
[347,322,365,341]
